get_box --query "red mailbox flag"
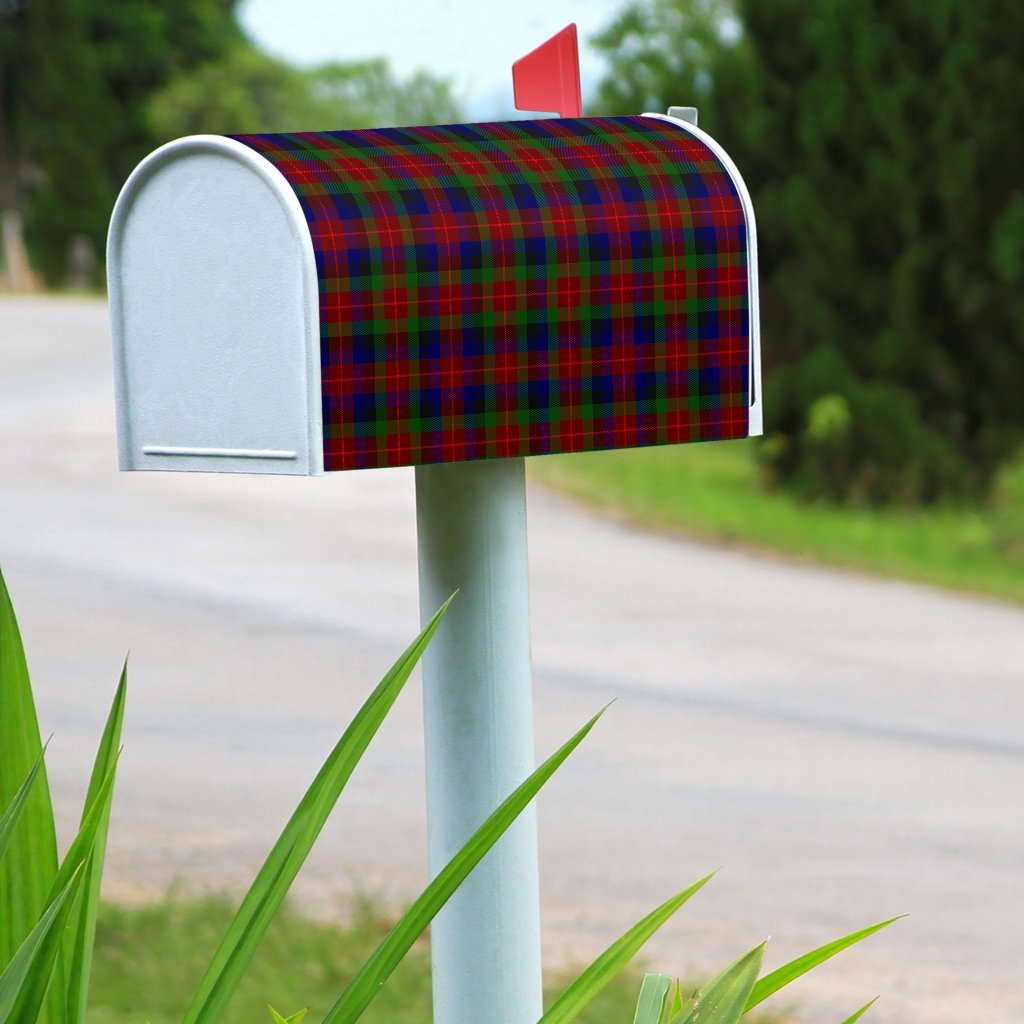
[512,24,582,117]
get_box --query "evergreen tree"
[594,0,1024,503]
[1,0,241,284]
[4,0,115,283]
[1,1,463,287]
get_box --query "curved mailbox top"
[109,114,759,475]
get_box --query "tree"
[1,0,242,284]
[591,0,741,116]
[1,1,463,287]
[146,47,464,141]
[2,0,117,284]
[593,0,1024,504]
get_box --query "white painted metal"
[667,105,699,126]
[415,457,542,1024]
[646,111,763,437]
[141,446,298,460]
[107,135,323,476]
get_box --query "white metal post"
[415,456,543,1024]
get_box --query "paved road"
[1,297,1022,1023]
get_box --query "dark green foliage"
[1,0,113,281]
[1,0,242,285]
[991,453,1024,558]
[0,0,462,287]
[594,0,1024,504]
[78,0,244,192]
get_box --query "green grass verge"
[530,439,1024,604]
[87,895,644,1024]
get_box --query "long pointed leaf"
[633,974,671,1024]
[0,567,59,1004]
[840,997,878,1023]
[0,749,46,869]
[321,708,607,1024]
[48,762,119,905]
[12,762,119,1022]
[269,1009,308,1024]
[540,872,715,1024]
[66,663,127,1024]
[671,943,765,1024]
[183,597,453,1024]
[0,867,85,1024]
[745,918,902,1012]
[666,980,684,1021]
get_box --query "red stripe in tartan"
[232,115,752,470]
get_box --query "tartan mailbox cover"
[108,113,760,476]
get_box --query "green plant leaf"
[745,918,902,1011]
[0,569,59,983]
[182,597,453,1024]
[0,867,85,1024]
[49,762,119,906]
[839,997,878,1024]
[321,708,607,1024]
[665,980,684,1022]
[538,873,714,1024]
[669,943,765,1024]
[12,761,119,1022]
[0,749,46,870]
[633,973,671,1024]
[66,662,127,1024]
[268,1008,308,1024]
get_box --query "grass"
[85,894,799,1024]
[529,439,1024,604]
[86,895,645,1024]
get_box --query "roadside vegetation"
[594,0,1024,511]
[87,895,645,1024]
[2,566,893,1024]
[531,440,1024,604]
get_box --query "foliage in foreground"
[534,890,897,1024]
[0,565,896,1024]
[0,568,594,1024]
[87,894,640,1024]
[629,968,877,1024]
[86,894,879,1024]
[87,895,432,1024]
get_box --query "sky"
[239,0,627,119]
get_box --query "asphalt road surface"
[1,297,1022,1023]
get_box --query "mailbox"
[108,113,760,475]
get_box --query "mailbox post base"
[415,457,542,1024]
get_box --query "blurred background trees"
[1,0,1021,509]
[1,0,244,283]
[595,0,1024,505]
[0,0,463,288]
[146,51,463,144]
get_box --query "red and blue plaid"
[233,115,751,470]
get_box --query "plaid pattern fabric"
[232,116,751,471]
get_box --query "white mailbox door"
[108,136,323,476]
